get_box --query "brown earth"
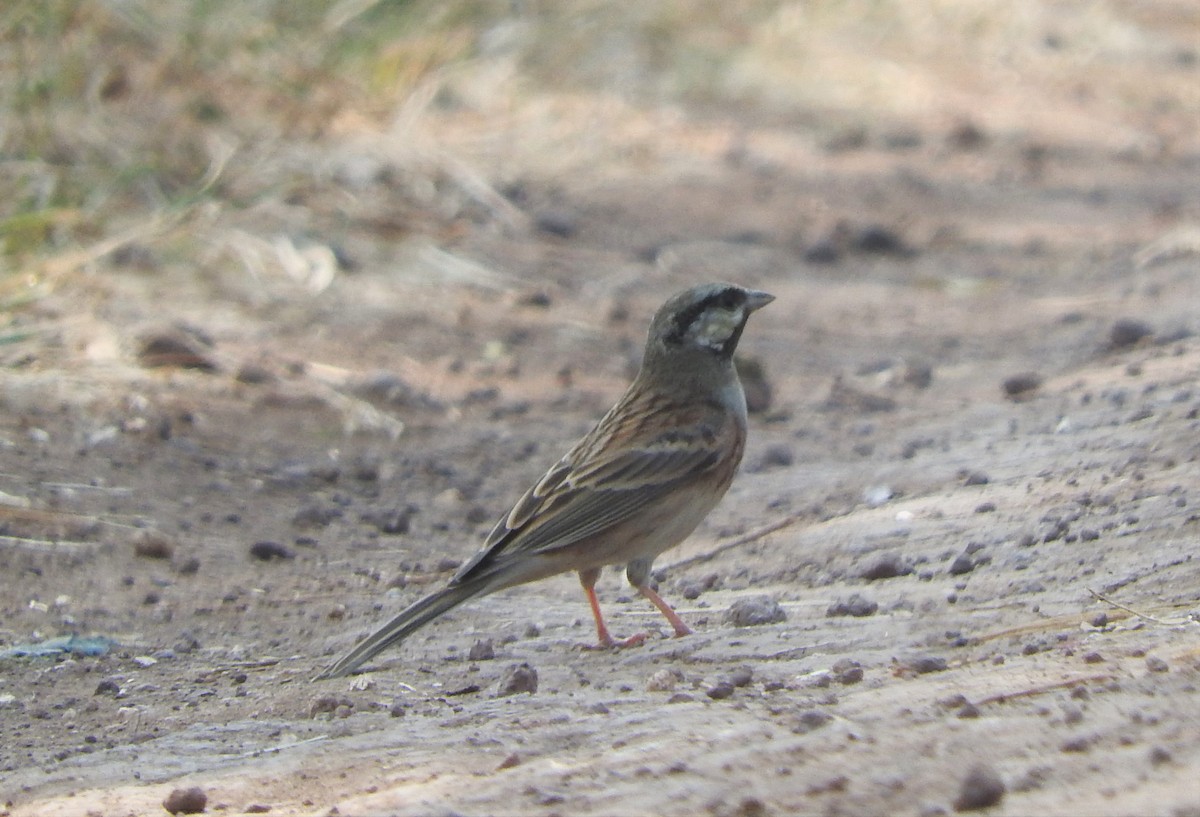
[4,12,1200,817]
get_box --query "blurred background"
[2,0,1197,358]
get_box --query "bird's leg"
[635,583,693,637]
[578,568,646,649]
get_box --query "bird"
[314,282,773,680]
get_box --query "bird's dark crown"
[654,283,771,359]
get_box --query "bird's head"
[646,282,774,364]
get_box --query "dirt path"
[3,48,1200,817]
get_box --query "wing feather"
[453,393,731,585]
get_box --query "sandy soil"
[4,52,1200,817]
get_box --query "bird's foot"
[582,632,648,650]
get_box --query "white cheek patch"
[689,307,743,349]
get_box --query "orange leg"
[636,584,693,637]
[578,570,646,648]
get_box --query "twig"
[1087,588,1194,626]
[976,674,1112,706]
[666,513,806,571]
[236,734,328,760]
[0,535,99,552]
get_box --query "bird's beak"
[743,289,775,313]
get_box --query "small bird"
[315,282,773,680]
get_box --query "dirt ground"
[4,11,1200,817]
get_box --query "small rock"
[803,238,840,264]
[647,668,684,692]
[364,506,416,536]
[163,786,208,815]
[133,530,175,560]
[1082,651,1104,664]
[435,557,462,573]
[497,752,522,770]
[859,553,911,581]
[235,363,275,384]
[310,695,351,718]
[388,698,406,718]
[831,659,863,685]
[826,594,878,618]
[1060,736,1091,753]
[759,444,794,469]
[175,556,201,576]
[963,471,989,486]
[948,554,976,575]
[905,655,949,675]
[903,362,934,389]
[496,662,538,696]
[138,328,217,372]
[1109,318,1154,349]
[1002,372,1043,400]
[725,595,787,627]
[945,117,988,149]
[853,224,912,256]
[249,541,294,561]
[737,356,773,415]
[291,503,340,529]
[534,211,577,238]
[1149,745,1173,766]
[94,679,121,697]
[706,680,736,700]
[1145,655,1169,673]
[974,502,996,514]
[953,764,1005,811]
[1089,612,1108,628]
[728,666,755,688]
[792,710,833,734]
[468,639,496,661]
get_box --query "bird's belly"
[575,481,727,571]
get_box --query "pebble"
[133,530,175,560]
[1149,745,1173,766]
[831,659,863,685]
[137,329,217,372]
[1109,318,1153,349]
[249,541,295,561]
[826,594,878,618]
[310,695,351,718]
[1145,656,1169,673]
[647,668,684,692]
[792,710,833,734]
[725,595,787,627]
[728,666,755,687]
[163,786,208,815]
[468,639,496,661]
[859,553,911,581]
[948,554,976,575]
[1060,735,1091,752]
[953,764,1005,811]
[905,656,949,675]
[706,680,736,700]
[1002,372,1042,399]
[496,662,538,696]
[94,679,121,697]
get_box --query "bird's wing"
[452,395,731,583]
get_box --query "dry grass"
[0,0,1196,349]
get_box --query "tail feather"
[314,581,484,680]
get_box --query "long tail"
[313,581,486,680]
